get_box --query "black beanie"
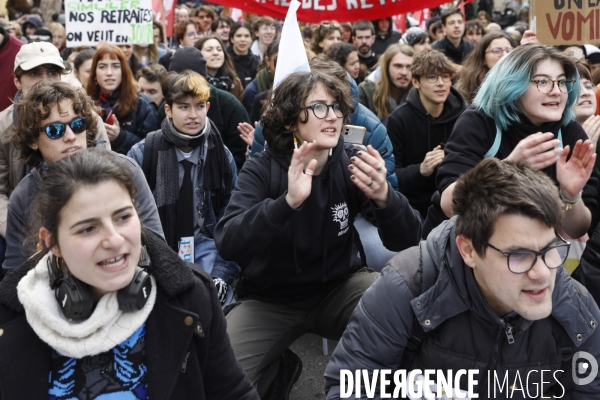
[168,47,207,77]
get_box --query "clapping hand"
[285,140,318,209]
[349,145,389,208]
[557,139,596,200]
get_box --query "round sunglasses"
[38,117,88,139]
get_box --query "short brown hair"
[261,71,353,155]
[453,158,563,256]
[410,49,456,80]
[12,82,98,167]
[252,16,277,32]
[352,20,375,37]
[136,63,167,83]
[440,7,464,26]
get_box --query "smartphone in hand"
[342,125,367,144]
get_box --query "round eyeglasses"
[530,79,576,94]
[302,103,344,119]
[38,117,89,139]
[485,235,570,274]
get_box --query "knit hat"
[31,28,53,42]
[23,15,42,29]
[400,27,428,46]
[584,44,600,65]
[168,47,207,77]
[14,42,65,72]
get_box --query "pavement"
[289,333,338,399]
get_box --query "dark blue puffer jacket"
[110,93,159,154]
[251,75,399,190]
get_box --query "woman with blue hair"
[434,43,599,239]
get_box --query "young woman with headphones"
[0,136,258,398]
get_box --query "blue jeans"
[353,214,397,272]
[194,236,238,307]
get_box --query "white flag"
[273,0,310,90]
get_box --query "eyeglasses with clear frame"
[485,234,570,274]
[530,79,576,94]
[485,47,513,56]
[302,103,344,119]
[426,73,452,83]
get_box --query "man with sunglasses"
[325,157,600,399]
[386,50,465,220]
[0,43,109,276]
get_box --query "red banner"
[209,0,465,23]
[153,0,176,36]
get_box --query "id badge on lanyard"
[178,236,195,262]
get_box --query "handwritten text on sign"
[65,0,153,47]
[535,0,600,44]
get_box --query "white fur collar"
[17,253,156,358]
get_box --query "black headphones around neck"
[47,246,153,321]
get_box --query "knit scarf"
[155,117,233,249]
[16,252,157,359]
[97,90,120,122]
[255,67,274,94]
[207,73,234,92]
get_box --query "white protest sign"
[65,0,153,47]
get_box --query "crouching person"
[325,158,600,399]
[128,71,239,307]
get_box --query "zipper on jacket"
[480,326,504,395]
[505,323,515,344]
[181,351,190,373]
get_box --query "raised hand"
[237,122,255,146]
[285,140,318,209]
[505,132,562,170]
[420,145,444,177]
[582,115,600,149]
[521,30,539,45]
[557,139,596,200]
[349,145,389,208]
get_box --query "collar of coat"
[413,218,597,347]
[0,229,196,313]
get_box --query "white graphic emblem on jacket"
[332,203,349,235]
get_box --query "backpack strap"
[142,131,162,192]
[485,125,563,159]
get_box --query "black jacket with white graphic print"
[215,138,421,307]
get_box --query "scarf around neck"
[97,90,120,122]
[207,74,234,92]
[155,117,233,249]
[17,252,157,359]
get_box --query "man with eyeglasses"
[251,16,278,62]
[386,49,465,220]
[325,157,600,399]
[431,7,474,65]
[0,43,109,276]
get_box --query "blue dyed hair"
[473,43,580,131]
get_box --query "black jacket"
[214,139,422,307]
[431,37,475,65]
[325,219,600,399]
[422,108,600,238]
[387,86,466,218]
[371,18,402,55]
[111,93,159,155]
[226,46,259,90]
[0,230,259,400]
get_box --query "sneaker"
[262,348,303,400]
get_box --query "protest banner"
[208,0,471,24]
[532,0,600,45]
[65,0,154,47]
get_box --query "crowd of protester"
[2,0,600,398]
